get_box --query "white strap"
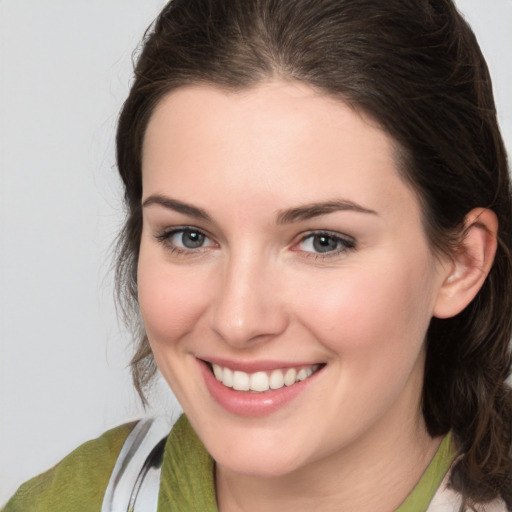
[101,416,176,512]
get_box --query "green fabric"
[2,422,135,512]
[395,433,454,512]
[158,415,217,511]
[2,415,454,512]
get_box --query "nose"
[209,252,288,348]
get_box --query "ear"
[433,208,498,319]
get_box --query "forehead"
[141,81,417,218]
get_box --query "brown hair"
[115,0,512,506]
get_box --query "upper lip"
[198,356,324,373]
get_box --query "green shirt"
[2,415,454,511]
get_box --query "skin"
[137,81,476,511]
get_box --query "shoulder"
[2,422,137,512]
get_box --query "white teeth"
[250,371,270,392]
[297,368,308,381]
[269,369,284,389]
[284,368,296,386]
[213,364,223,381]
[211,363,320,392]
[223,367,233,387]
[233,371,250,391]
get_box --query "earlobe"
[433,208,498,319]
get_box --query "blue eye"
[297,232,355,255]
[174,229,206,248]
[156,227,216,251]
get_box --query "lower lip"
[198,360,322,417]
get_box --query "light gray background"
[1,0,511,505]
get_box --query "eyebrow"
[142,195,212,221]
[142,194,377,224]
[276,200,378,224]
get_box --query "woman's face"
[138,82,449,477]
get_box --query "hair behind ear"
[423,208,512,507]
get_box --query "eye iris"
[313,234,338,253]
[182,230,205,249]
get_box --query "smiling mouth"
[207,362,324,393]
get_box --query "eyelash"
[154,227,356,259]
[293,231,356,259]
[155,227,217,256]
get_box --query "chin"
[215,449,309,479]
[200,423,317,479]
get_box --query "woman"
[4,0,511,510]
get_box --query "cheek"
[137,245,210,345]
[291,258,436,436]
[296,256,436,362]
